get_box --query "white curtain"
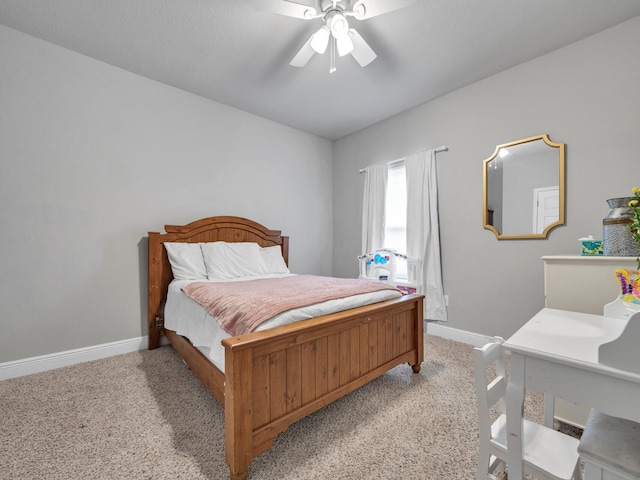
[406,150,447,321]
[361,163,388,255]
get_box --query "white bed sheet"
[164,274,402,372]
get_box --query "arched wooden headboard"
[147,216,289,349]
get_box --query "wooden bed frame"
[148,216,424,479]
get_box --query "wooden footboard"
[222,293,424,479]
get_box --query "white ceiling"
[1,0,640,140]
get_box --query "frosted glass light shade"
[336,35,354,56]
[329,13,349,38]
[310,25,330,54]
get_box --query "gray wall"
[0,25,333,363]
[333,17,640,338]
[2,17,639,364]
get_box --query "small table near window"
[503,308,640,480]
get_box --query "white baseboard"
[426,321,492,347]
[0,336,153,381]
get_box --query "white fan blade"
[352,0,416,20]
[348,28,376,66]
[255,0,317,19]
[290,35,316,67]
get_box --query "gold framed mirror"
[483,134,565,239]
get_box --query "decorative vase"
[603,197,638,256]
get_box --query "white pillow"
[164,242,207,280]
[260,245,290,274]
[201,242,268,280]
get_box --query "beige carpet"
[0,334,548,479]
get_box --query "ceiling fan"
[255,0,416,72]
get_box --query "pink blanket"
[182,275,400,336]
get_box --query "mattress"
[165,274,402,372]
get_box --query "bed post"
[281,236,289,266]
[148,231,162,350]
[224,345,254,480]
[412,295,424,373]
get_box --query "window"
[384,162,408,279]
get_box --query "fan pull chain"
[330,35,336,73]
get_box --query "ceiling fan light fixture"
[329,12,349,38]
[336,34,354,56]
[256,0,417,71]
[310,25,330,53]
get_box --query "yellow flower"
[630,199,639,207]
[633,187,640,194]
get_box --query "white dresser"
[542,254,638,428]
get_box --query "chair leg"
[478,452,504,480]
[477,442,493,480]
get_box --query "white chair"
[578,409,640,480]
[473,337,583,480]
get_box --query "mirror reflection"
[483,134,565,239]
